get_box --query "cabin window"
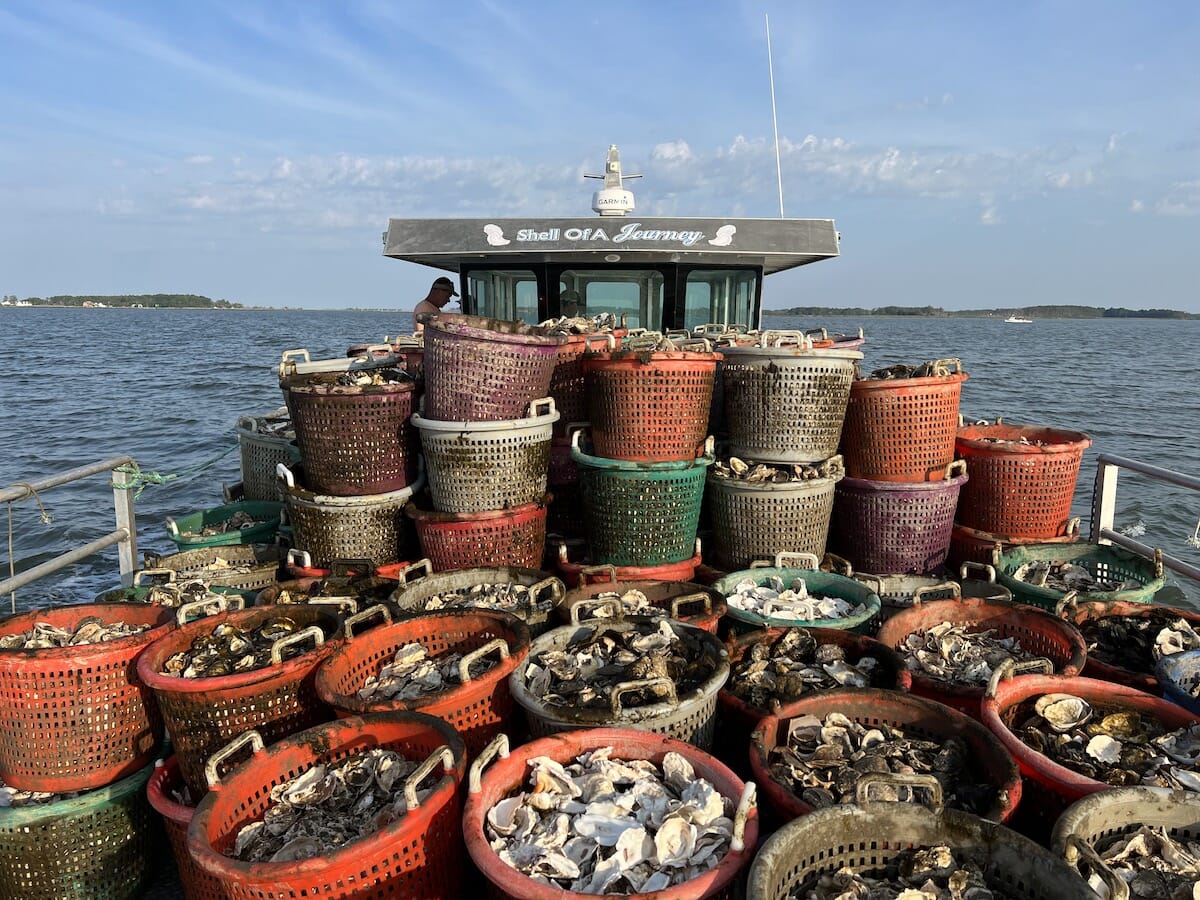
[682,269,758,331]
[558,269,664,330]
[466,269,540,323]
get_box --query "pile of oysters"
[801,845,1019,899]
[0,616,149,649]
[767,713,996,816]
[188,511,264,538]
[728,628,882,712]
[900,623,1034,687]
[1018,693,1200,789]
[1083,825,1200,900]
[1013,560,1141,594]
[227,748,426,862]
[711,456,844,484]
[422,581,553,619]
[1081,610,1200,674]
[160,615,319,678]
[356,641,497,702]
[485,747,735,893]
[575,590,657,618]
[725,577,865,623]
[0,775,81,808]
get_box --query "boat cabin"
[382,146,841,331]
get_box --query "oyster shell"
[1035,693,1093,733]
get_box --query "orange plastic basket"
[955,423,1091,538]
[188,712,466,900]
[315,607,530,755]
[406,495,549,571]
[555,539,704,588]
[547,328,628,438]
[137,604,342,799]
[841,362,968,481]
[583,340,719,462]
[0,602,174,792]
[147,755,225,900]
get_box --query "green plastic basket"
[711,551,882,635]
[570,431,713,567]
[993,542,1165,610]
[164,500,284,549]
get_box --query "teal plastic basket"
[712,551,882,634]
[570,431,713,567]
[165,500,284,549]
[993,542,1164,611]
[1156,650,1200,716]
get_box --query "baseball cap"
[432,277,459,296]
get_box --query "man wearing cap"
[412,276,458,332]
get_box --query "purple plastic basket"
[829,461,968,574]
[423,317,565,421]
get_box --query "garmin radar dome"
[586,144,642,216]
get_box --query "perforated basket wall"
[407,499,549,571]
[955,423,1091,538]
[706,470,841,571]
[187,712,467,900]
[283,469,418,568]
[993,542,1165,611]
[842,371,968,481]
[830,470,967,575]
[237,420,300,501]
[147,755,224,900]
[948,522,1080,570]
[0,603,172,793]
[1156,650,1200,715]
[1051,786,1200,872]
[583,351,717,461]
[145,544,284,592]
[137,604,342,799]
[546,329,627,438]
[422,317,563,422]
[388,565,561,637]
[283,378,419,496]
[414,407,555,514]
[572,447,712,567]
[720,345,862,464]
[0,760,158,900]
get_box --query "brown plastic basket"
[948,518,1081,569]
[555,572,727,634]
[407,495,549,572]
[842,360,968,481]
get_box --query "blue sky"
[1,1,1197,311]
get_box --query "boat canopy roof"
[382,216,839,274]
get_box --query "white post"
[1091,458,1119,545]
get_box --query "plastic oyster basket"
[187,712,467,900]
[555,539,705,589]
[407,495,550,572]
[463,729,759,900]
[841,359,968,481]
[746,775,1099,900]
[315,606,531,755]
[509,617,730,750]
[705,456,843,571]
[413,397,558,513]
[555,571,727,635]
[236,409,300,501]
[749,688,1021,824]
[719,332,862,464]
[0,602,174,793]
[582,334,719,462]
[422,315,565,422]
[147,754,225,900]
[852,566,1011,614]
[711,551,882,635]
[0,759,159,900]
[874,593,1088,718]
[993,542,1166,611]
[829,460,968,575]
[547,325,628,438]
[1155,648,1200,715]
[278,462,422,568]
[137,602,344,799]
[949,518,1081,569]
[143,542,286,593]
[166,500,285,550]
[954,422,1091,538]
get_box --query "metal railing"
[1,456,139,609]
[1091,452,1200,584]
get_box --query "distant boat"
[1004,315,1033,324]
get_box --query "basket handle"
[236,415,257,432]
[694,323,727,337]
[569,595,625,624]
[133,567,176,586]
[942,459,968,480]
[556,541,574,566]
[343,603,392,639]
[204,731,265,789]
[275,463,296,489]
[959,561,996,583]
[731,782,757,853]
[1065,516,1081,536]
[277,348,311,377]
[396,558,433,586]
[804,327,829,340]
[308,597,359,615]
[912,582,961,606]
[852,573,885,595]
[670,592,712,618]
[458,638,509,683]
[774,551,819,570]
[529,576,565,609]
[468,733,510,794]
[627,333,664,352]
[579,563,617,584]
[176,595,230,625]
[403,744,456,811]
[1062,834,1130,900]
[611,677,678,713]
[584,333,617,352]
[985,656,1054,699]
[822,552,853,576]
[854,772,944,814]
[991,541,1004,567]
[764,331,811,350]
[329,558,375,578]
[679,337,713,353]
[270,625,325,664]
[1054,590,1081,619]
[932,357,963,375]
[165,516,179,537]
[286,548,313,570]
[1154,547,1164,579]
[527,397,556,419]
[665,329,691,342]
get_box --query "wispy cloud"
[1153,180,1200,217]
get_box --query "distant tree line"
[10,294,243,309]
[766,303,1198,320]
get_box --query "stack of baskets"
[950,421,1090,567]
[409,315,564,570]
[569,334,718,580]
[277,348,423,568]
[710,332,860,570]
[234,407,299,501]
[831,358,969,574]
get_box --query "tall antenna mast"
[765,13,785,217]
